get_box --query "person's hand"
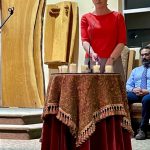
[132,87,142,96]
[90,52,98,62]
[140,89,149,96]
[133,88,149,96]
[105,57,114,65]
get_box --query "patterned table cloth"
[42,73,133,147]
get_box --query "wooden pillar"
[1,0,45,107]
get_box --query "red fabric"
[41,115,132,150]
[81,12,127,58]
[41,115,73,150]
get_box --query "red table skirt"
[41,115,132,150]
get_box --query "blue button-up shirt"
[126,65,150,92]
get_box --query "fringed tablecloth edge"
[42,103,133,147]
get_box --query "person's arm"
[106,43,124,65]
[82,41,98,61]
[81,15,98,62]
[126,68,144,95]
[126,69,136,92]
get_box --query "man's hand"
[133,87,149,96]
[132,87,142,96]
[140,89,149,96]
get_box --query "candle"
[81,65,89,73]
[61,65,68,73]
[69,63,77,73]
[93,63,100,73]
[58,66,62,73]
[105,65,114,73]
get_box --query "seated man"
[126,45,150,140]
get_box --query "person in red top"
[81,0,126,79]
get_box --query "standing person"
[81,0,126,79]
[126,45,150,140]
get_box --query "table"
[41,73,133,150]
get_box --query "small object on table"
[81,65,89,73]
[105,65,114,73]
[69,63,77,73]
[93,62,100,73]
[61,65,68,73]
[58,66,62,73]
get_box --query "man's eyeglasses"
[140,53,150,57]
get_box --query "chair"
[121,47,142,132]
[121,46,136,81]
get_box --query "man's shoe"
[135,129,146,140]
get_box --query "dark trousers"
[127,92,150,131]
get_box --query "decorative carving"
[49,7,60,18]
[64,5,69,16]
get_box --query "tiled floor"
[131,138,150,150]
[0,139,41,150]
[0,138,150,150]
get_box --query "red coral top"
[81,11,127,58]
